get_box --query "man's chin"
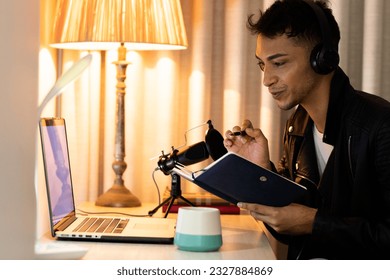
[276,102,296,111]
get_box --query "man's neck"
[301,74,333,133]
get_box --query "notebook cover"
[192,153,307,207]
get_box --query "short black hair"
[247,0,340,51]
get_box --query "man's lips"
[269,89,285,99]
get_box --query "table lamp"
[50,0,188,207]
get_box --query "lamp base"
[95,184,141,207]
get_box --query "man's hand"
[224,119,271,169]
[238,202,317,235]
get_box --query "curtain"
[38,0,390,236]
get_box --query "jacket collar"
[286,106,311,138]
[323,67,352,145]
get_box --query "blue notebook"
[175,152,307,207]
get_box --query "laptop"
[39,117,175,244]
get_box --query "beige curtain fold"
[38,0,390,236]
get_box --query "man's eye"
[273,61,285,67]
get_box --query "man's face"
[255,34,320,110]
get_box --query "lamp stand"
[95,43,141,207]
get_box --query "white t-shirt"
[313,125,333,175]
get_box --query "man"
[224,0,390,259]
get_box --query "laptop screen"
[39,118,76,226]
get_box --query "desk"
[39,202,276,260]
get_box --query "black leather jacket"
[272,68,390,259]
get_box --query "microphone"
[205,120,228,161]
[157,120,227,175]
[152,121,227,217]
[158,141,209,175]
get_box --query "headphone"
[303,0,340,74]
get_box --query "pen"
[230,130,247,137]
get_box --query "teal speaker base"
[174,233,222,252]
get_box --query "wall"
[0,0,39,259]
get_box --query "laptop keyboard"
[73,217,129,234]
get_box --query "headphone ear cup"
[310,43,340,75]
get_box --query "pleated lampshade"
[51,0,188,51]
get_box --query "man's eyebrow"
[255,53,288,61]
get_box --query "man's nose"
[262,68,277,88]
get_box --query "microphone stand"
[148,172,194,218]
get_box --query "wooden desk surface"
[39,202,276,260]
